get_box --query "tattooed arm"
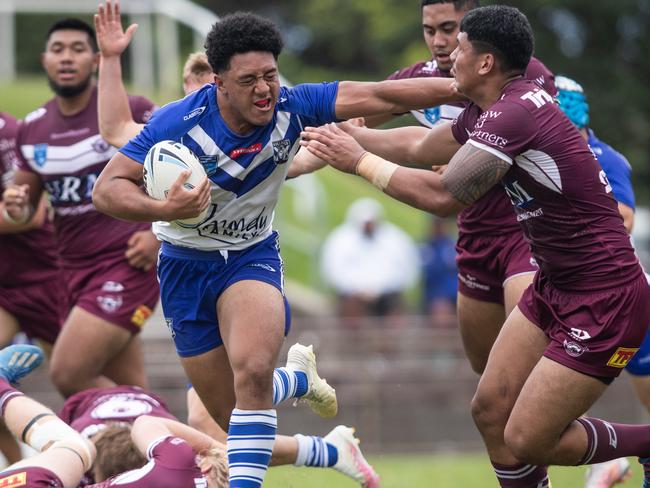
[382,143,509,216]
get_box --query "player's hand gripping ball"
[143,140,210,227]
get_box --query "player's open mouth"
[436,53,450,63]
[253,99,272,110]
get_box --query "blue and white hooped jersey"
[120,82,339,251]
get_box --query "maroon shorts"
[0,278,63,344]
[63,252,159,334]
[456,230,538,304]
[519,271,650,379]
[0,467,64,487]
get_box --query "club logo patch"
[33,143,48,167]
[607,347,639,368]
[272,139,291,164]
[424,106,441,125]
[92,138,111,153]
[563,340,587,358]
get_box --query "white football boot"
[325,425,380,488]
[286,343,338,418]
[585,458,631,488]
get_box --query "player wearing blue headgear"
[556,75,647,488]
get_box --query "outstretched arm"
[131,415,220,457]
[342,121,460,167]
[95,0,144,147]
[335,78,459,120]
[300,124,510,217]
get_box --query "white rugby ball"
[143,140,210,227]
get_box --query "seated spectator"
[320,198,419,326]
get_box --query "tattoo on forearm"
[441,144,510,205]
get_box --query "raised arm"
[300,124,509,217]
[334,78,459,120]
[94,0,144,147]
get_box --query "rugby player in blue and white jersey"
[554,76,649,488]
[93,10,458,488]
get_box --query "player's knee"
[232,357,274,390]
[503,422,546,465]
[470,385,510,432]
[49,364,82,397]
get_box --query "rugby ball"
[143,140,210,227]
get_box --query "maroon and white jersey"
[89,436,207,488]
[15,88,154,264]
[0,112,59,285]
[59,386,176,439]
[390,57,556,237]
[451,78,640,290]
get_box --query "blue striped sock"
[293,434,338,467]
[272,367,308,406]
[227,408,277,487]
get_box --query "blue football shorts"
[157,232,291,357]
[626,323,650,376]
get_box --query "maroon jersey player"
[2,18,160,397]
[361,0,557,375]
[300,6,650,488]
[0,112,62,351]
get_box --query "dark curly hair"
[460,5,533,74]
[205,12,283,73]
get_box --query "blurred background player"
[364,0,556,375]
[420,217,458,325]
[553,75,646,488]
[320,197,419,326]
[1,17,160,397]
[0,110,62,465]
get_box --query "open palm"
[94,0,137,57]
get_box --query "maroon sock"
[0,378,23,416]
[491,462,550,487]
[576,417,650,464]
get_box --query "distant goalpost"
[0,0,217,93]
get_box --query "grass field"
[264,453,644,487]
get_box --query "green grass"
[265,453,644,487]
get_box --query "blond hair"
[198,444,229,487]
[183,52,213,82]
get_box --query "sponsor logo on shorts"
[249,263,276,273]
[563,340,588,358]
[165,318,175,338]
[0,472,27,487]
[131,305,153,328]
[569,328,591,341]
[102,281,125,292]
[607,347,639,368]
[458,273,490,291]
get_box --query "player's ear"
[214,73,226,93]
[478,53,494,76]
